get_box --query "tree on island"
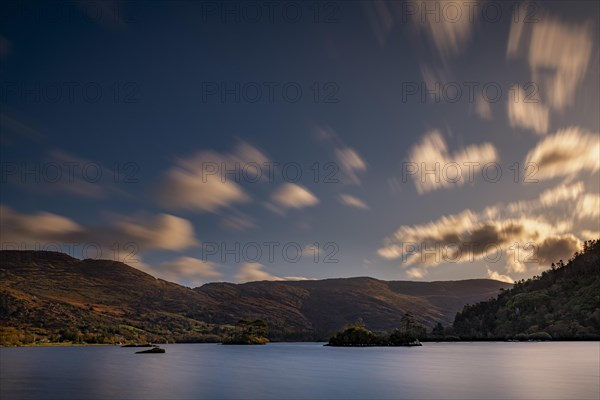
[222,319,269,345]
[327,316,423,347]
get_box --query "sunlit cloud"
[406,268,425,279]
[268,183,319,213]
[508,11,593,110]
[234,262,310,283]
[486,268,514,284]
[141,256,221,287]
[338,194,369,210]
[0,205,83,244]
[0,205,199,253]
[334,147,367,185]
[112,213,199,251]
[313,124,367,185]
[407,130,498,193]
[524,127,600,180]
[412,0,478,59]
[577,193,600,220]
[377,180,590,273]
[157,141,268,213]
[507,86,549,134]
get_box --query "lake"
[1,342,598,399]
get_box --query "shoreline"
[3,339,600,348]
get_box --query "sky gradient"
[1,0,599,287]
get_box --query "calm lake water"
[1,342,599,400]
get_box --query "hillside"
[452,240,600,340]
[0,250,510,345]
[0,251,223,345]
[195,277,509,339]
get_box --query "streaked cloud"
[406,268,425,279]
[507,86,549,134]
[0,205,83,244]
[235,262,310,283]
[475,92,492,120]
[524,127,600,180]
[219,212,257,231]
[508,12,593,110]
[0,205,199,253]
[142,256,221,287]
[157,141,268,213]
[377,180,589,273]
[407,130,498,193]
[577,193,600,220]
[363,0,395,47]
[112,213,198,251]
[334,147,367,185]
[338,194,369,210]
[313,125,367,185]
[412,0,477,59]
[268,183,319,213]
[486,268,514,284]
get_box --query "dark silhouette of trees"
[451,240,600,340]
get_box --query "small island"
[327,315,423,347]
[221,319,269,345]
[135,346,165,354]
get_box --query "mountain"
[0,251,223,345]
[0,250,510,345]
[452,240,600,340]
[195,278,510,339]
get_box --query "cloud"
[312,124,367,185]
[486,268,514,284]
[0,205,83,245]
[407,130,498,193]
[533,235,580,266]
[0,113,46,144]
[268,183,319,212]
[577,193,600,220]
[580,230,600,240]
[411,0,477,59]
[334,147,367,184]
[377,180,589,273]
[0,205,199,254]
[406,268,425,279]
[219,212,257,231]
[112,213,198,251]
[363,0,395,47]
[338,194,369,210]
[538,181,584,207]
[507,12,593,110]
[2,148,132,199]
[141,256,221,287]
[234,262,310,283]
[507,86,549,134]
[157,141,268,213]
[524,127,600,180]
[475,93,492,120]
[420,64,447,100]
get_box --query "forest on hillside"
[450,240,600,340]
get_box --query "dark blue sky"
[1,1,599,286]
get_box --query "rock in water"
[135,347,165,354]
